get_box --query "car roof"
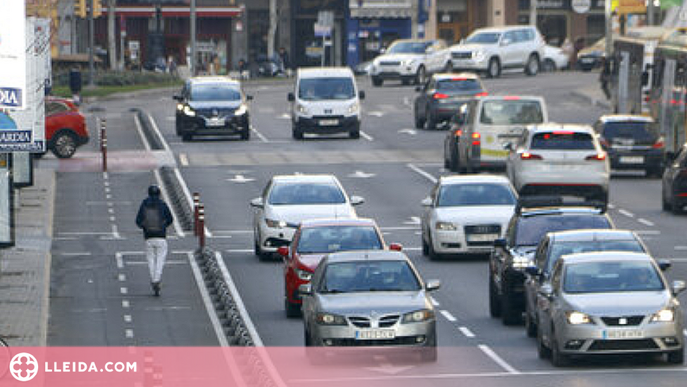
[479,95,544,102]
[189,76,240,85]
[527,123,594,134]
[473,25,536,34]
[439,174,511,185]
[391,39,435,44]
[598,114,654,123]
[432,72,480,81]
[324,250,408,263]
[560,251,653,265]
[549,229,637,242]
[520,207,605,217]
[272,174,339,184]
[297,67,354,78]
[300,217,377,228]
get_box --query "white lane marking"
[676,246,687,251]
[103,172,109,180]
[59,252,92,256]
[251,126,269,143]
[104,187,111,194]
[439,310,457,322]
[179,153,189,166]
[108,208,114,214]
[54,237,77,241]
[380,226,420,231]
[133,114,152,152]
[407,163,438,184]
[111,225,122,239]
[402,247,422,251]
[227,174,256,183]
[146,112,172,152]
[125,329,134,339]
[398,128,417,136]
[404,216,421,225]
[403,96,411,107]
[608,203,616,209]
[360,131,374,141]
[459,327,475,338]
[429,297,440,307]
[125,260,187,266]
[187,252,230,347]
[684,329,687,337]
[104,181,110,187]
[638,218,655,227]
[618,209,635,218]
[120,287,128,295]
[478,344,520,375]
[225,249,255,254]
[109,216,116,222]
[368,111,384,117]
[118,274,126,282]
[122,300,130,308]
[106,194,112,200]
[124,315,132,323]
[115,253,124,269]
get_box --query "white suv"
[449,25,545,78]
[505,124,610,205]
[370,39,452,86]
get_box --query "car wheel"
[254,231,268,260]
[50,131,78,159]
[663,188,671,211]
[543,58,556,72]
[646,166,662,178]
[487,58,501,78]
[285,296,301,318]
[372,77,383,87]
[304,326,312,346]
[525,54,540,76]
[550,332,569,367]
[449,144,460,172]
[425,113,437,130]
[667,347,685,364]
[240,127,250,140]
[525,307,537,338]
[672,196,684,215]
[415,110,426,129]
[415,66,427,85]
[427,233,441,260]
[443,153,450,169]
[537,324,551,359]
[292,124,304,140]
[421,230,430,256]
[175,121,182,136]
[488,271,502,318]
[501,288,521,325]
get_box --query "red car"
[44,97,89,158]
[278,217,402,317]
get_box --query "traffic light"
[74,0,86,18]
[93,0,102,18]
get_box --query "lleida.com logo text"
[9,352,137,382]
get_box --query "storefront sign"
[0,0,26,110]
[572,0,591,13]
[614,0,646,14]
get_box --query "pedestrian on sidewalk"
[135,185,174,296]
[69,66,82,105]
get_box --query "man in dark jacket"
[136,185,174,296]
[69,66,82,105]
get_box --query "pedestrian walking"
[135,185,174,296]
[68,66,82,105]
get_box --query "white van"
[288,67,364,139]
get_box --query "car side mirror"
[379,48,386,54]
[250,197,264,208]
[641,71,649,87]
[425,47,435,54]
[246,95,254,101]
[415,86,422,92]
[350,195,365,206]
[671,280,686,295]
[389,243,403,251]
[358,90,366,100]
[503,142,513,151]
[500,38,511,46]
[173,94,183,101]
[277,246,289,257]
[421,197,433,207]
[493,238,507,248]
[299,283,313,296]
[539,283,554,299]
[287,92,295,102]
[659,259,672,271]
[525,265,540,277]
[425,279,441,292]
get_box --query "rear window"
[436,79,482,92]
[298,226,382,253]
[602,122,655,141]
[515,215,611,246]
[480,100,544,125]
[530,132,595,150]
[546,239,644,274]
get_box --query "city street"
[46,71,687,385]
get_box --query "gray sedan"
[302,250,440,362]
[535,252,685,366]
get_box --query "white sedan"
[542,45,569,72]
[421,175,517,259]
[250,174,363,260]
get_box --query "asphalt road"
[47,71,687,386]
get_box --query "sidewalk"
[0,167,54,346]
[571,80,611,110]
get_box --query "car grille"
[195,108,235,118]
[312,115,344,120]
[348,315,400,328]
[380,61,401,66]
[348,317,371,328]
[588,339,658,351]
[601,316,645,326]
[329,337,421,346]
[464,224,500,246]
[452,52,472,59]
[379,315,400,328]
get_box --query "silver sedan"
[302,250,440,362]
[535,252,686,366]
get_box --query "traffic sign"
[572,0,591,14]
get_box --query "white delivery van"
[288,67,364,139]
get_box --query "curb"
[571,89,611,110]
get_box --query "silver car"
[302,250,440,362]
[536,252,686,366]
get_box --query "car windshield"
[465,32,501,44]
[437,183,516,207]
[602,122,656,141]
[268,182,346,205]
[319,260,421,293]
[436,79,483,92]
[297,226,382,254]
[516,215,611,246]
[190,84,241,101]
[564,260,664,294]
[530,132,596,150]
[480,100,544,125]
[387,41,428,54]
[546,239,644,274]
[298,77,355,100]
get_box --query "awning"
[349,0,412,19]
[103,6,242,18]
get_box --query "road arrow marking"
[368,111,384,117]
[403,216,421,225]
[398,128,417,135]
[227,174,255,183]
[279,113,291,120]
[348,170,376,178]
[365,356,416,375]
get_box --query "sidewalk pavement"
[0,167,54,346]
[571,80,611,111]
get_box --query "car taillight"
[586,153,607,161]
[433,93,449,100]
[653,137,665,149]
[475,92,488,97]
[503,96,521,100]
[472,132,481,146]
[520,152,542,160]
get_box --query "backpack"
[141,202,164,234]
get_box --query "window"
[437,183,516,207]
[602,122,656,142]
[319,260,420,293]
[563,261,664,294]
[268,182,346,205]
[436,79,483,92]
[530,132,595,150]
[190,84,241,101]
[480,100,544,125]
[546,239,644,274]
[515,215,611,246]
[387,41,430,54]
[298,77,355,100]
[297,226,382,254]
[503,31,517,43]
[465,32,501,44]
[46,102,69,116]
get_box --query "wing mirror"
[425,279,441,292]
[277,246,289,257]
[503,142,513,151]
[421,197,433,207]
[493,238,507,248]
[250,197,264,208]
[246,95,254,101]
[358,90,366,100]
[659,259,672,271]
[173,94,183,101]
[299,283,313,296]
[287,92,295,102]
[350,195,365,206]
[415,86,422,92]
[672,280,686,295]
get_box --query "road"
[47,71,687,385]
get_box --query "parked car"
[173,76,252,141]
[542,45,569,72]
[594,115,664,177]
[302,250,440,362]
[369,39,452,86]
[44,97,90,158]
[577,37,605,71]
[420,175,517,259]
[523,229,649,337]
[662,142,687,214]
[449,25,546,78]
[278,217,401,317]
[250,174,363,260]
[534,252,685,366]
[413,72,487,130]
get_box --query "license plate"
[603,329,644,339]
[355,329,396,340]
[581,58,594,63]
[467,233,499,242]
[206,118,225,127]
[319,119,339,126]
[619,156,644,164]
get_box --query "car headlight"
[435,221,457,231]
[296,103,309,115]
[183,105,196,117]
[265,218,287,228]
[512,256,533,269]
[473,50,486,62]
[234,104,247,116]
[402,309,435,323]
[566,311,592,325]
[176,103,184,111]
[651,308,675,322]
[316,313,347,326]
[296,268,313,281]
[347,103,359,114]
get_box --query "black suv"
[594,115,664,177]
[488,198,614,325]
[173,77,252,141]
[414,73,486,130]
[662,142,687,214]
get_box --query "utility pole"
[268,0,277,59]
[88,0,95,86]
[190,0,197,75]
[108,0,116,70]
[647,0,655,26]
[530,0,537,26]
[605,0,612,59]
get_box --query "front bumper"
[451,58,489,71]
[370,64,418,79]
[313,319,436,347]
[178,115,249,135]
[258,223,297,253]
[432,227,502,255]
[295,115,360,134]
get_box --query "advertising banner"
[0,0,26,110]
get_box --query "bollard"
[193,192,200,236]
[198,204,205,249]
[100,118,108,172]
